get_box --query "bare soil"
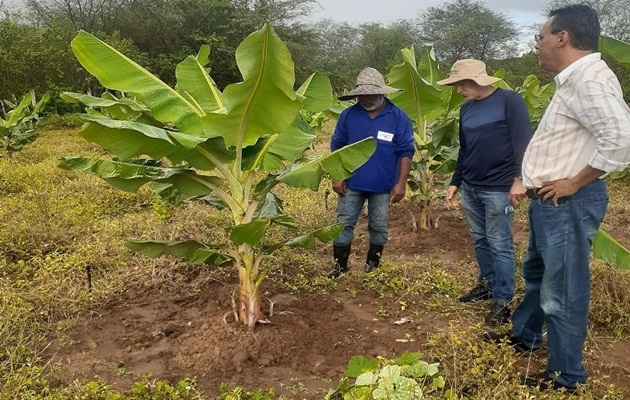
[44,200,630,398]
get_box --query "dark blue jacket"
[331,99,415,193]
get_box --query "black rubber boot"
[365,244,384,273]
[327,244,351,279]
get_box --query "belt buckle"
[526,188,540,200]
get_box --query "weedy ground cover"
[1,127,630,399]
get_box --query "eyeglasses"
[534,34,543,43]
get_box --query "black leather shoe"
[483,331,540,353]
[459,284,492,302]
[520,372,578,394]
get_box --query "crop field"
[1,126,630,399]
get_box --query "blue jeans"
[460,182,515,302]
[511,179,608,388]
[333,188,390,246]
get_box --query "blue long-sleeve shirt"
[450,88,532,191]
[331,99,415,194]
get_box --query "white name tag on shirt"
[377,130,394,142]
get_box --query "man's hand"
[445,185,459,207]
[390,181,406,203]
[509,177,526,206]
[538,166,604,206]
[539,179,579,207]
[332,181,346,196]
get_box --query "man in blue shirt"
[327,67,415,278]
[438,59,532,325]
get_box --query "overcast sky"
[308,0,551,42]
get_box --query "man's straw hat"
[437,59,500,86]
[338,67,401,101]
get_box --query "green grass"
[0,129,210,398]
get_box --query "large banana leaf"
[127,223,343,262]
[227,198,298,246]
[58,156,223,197]
[77,117,184,161]
[387,46,447,123]
[254,192,295,227]
[284,223,344,248]
[297,72,333,112]
[228,219,272,246]
[125,240,233,266]
[62,92,149,121]
[417,47,442,86]
[71,31,203,134]
[175,56,226,114]
[278,137,376,190]
[593,229,630,269]
[599,36,630,68]
[61,92,125,109]
[241,121,317,171]
[75,116,235,172]
[201,23,303,148]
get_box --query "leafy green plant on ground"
[219,383,276,400]
[327,352,454,399]
[58,25,376,328]
[0,91,50,158]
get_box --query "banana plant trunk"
[418,164,435,230]
[418,199,433,229]
[236,245,264,328]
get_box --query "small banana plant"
[59,25,376,328]
[1,91,50,158]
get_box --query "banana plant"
[591,35,630,268]
[496,71,554,132]
[59,25,376,328]
[0,91,50,158]
[386,46,461,229]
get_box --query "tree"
[308,20,360,93]
[25,0,130,31]
[546,0,630,42]
[352,21,419,75]
[488,52,554,90]
[417,0,519,67]
[24,0,317,89]
[59,25,375,328]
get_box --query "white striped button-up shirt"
[522,53,630,189]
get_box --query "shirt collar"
[555,52,601,86]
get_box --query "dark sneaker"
[520,372,578,394]
[485,301,511,325]
[483,331,540,353]
[458,284,492,302]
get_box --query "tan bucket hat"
[338,67,401,101]
[437,59,500,86]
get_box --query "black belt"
[526,188,541,199]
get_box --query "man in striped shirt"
[487,4,630,392]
